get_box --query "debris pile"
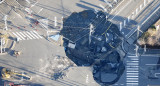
[39,55,76,80]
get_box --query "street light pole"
[89,24,94,45]
[4,15,8,30]
[3,38,5,52]
[54,16,57,27]
[135,44,139,57]
[1,38,2,53]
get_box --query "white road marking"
[126,55,139,86]
[23,32,32,39]
[33,31,43,38]
[12,32,22,40]
[127,76,138,78]
[126,81,138,82]
[127,61,139,62]
[16,32,25,40]
[86,74,89,83]
[26,31,36,39]
[127,78,139,80]
[127,71,139,72]
[37,8,43,14]
[30,31,40,39]
[26,0,31,4]
[126,83,138,85]
[31,1,38,8]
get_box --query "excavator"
[1,67,32,81]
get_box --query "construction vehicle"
[14,51,21,57]
[1,67,32,81]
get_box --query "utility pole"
[54,16,57,27]
[61,16,63,29]
[1,38,3,53]
[89,24,94,45]
[144,45,146,53]
[120,22,122,31]
[128,16,130,23]
[124,20,126,27]
[135,44,139,57]
[137,25,143,38]
[3,38,5,52]
[3,15,8,30]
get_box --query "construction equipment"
[1,67,32,81]
[14,51,21,57]
[1,68,13,78]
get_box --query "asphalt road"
[0,0,160,86]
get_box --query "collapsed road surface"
[60,10,125,85]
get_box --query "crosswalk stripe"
[19,32,26,37]
[127,80,138,82]
[127,61,139,62]
[127,73,138,76]
[127,78,139,80]
[11,31,43,41]
[12,32,22,40]
[127,71,139,72]
[127,63,139,65]
[127,68,138,70]
[33,31,43,38]
[16,32,25,40]
[127,73,139,74]
[127,70,138,72]
[126,66,139,68]
[23,32,32,39]
[126,83,138,85]
[26,31,36,39]
[129,58,139,60]
[30,31,39,39]
[127,76,138,78]
[126,55,139,86]
[19,32,28,40]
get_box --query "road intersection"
[0,0,160,86]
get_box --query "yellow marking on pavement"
[104,33,107,38]
[102,23,113,35]
[109,43,115,48]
